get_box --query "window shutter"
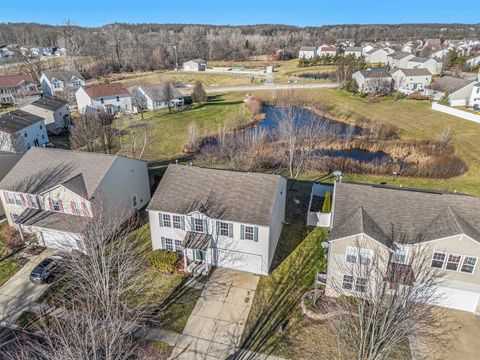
[254,227,259,242]
[216,221,220,235]
[58,200,64,212]
[203,219,208,233]
[228,223,233,238]
[180,216,185,230]
[48,198,54,211]
[160,237,166,249]
[19,194,26,206]
[2,192,8,204]
[240,225,245,240]
[158,213,164,227]
[81,202,89,216]
[71,201,76,214]
[26,195,32,207]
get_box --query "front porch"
[182,231,213,277]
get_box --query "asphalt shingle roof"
[392,68,432,76]
[81,83,130,98]
[0,110,44,134]
[0,75,36,88]
[138,83,183,102]
[330,182,480,245]
[43,71,84,83]
[26,95,68,112]
[427,76,475,93]
[147,165,284,226]
[359,68,392,78]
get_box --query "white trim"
[431,250,478,275]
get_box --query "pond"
[296,73,334,80]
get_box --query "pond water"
[319,149,393,163]
[296,73,332,80]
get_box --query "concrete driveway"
[0,249,56,325]
[169,268,259,360]
[412,309,480,360]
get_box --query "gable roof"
[0,110,44,134]
[185,59,206,64]
[138,83,183,101]
[81,83,130,98]
[0,75,36,88]
[392,68,432,76]
[147,164,284,226]
[366,48,386,54]
[330,182,480,245]
[358,68,392,79]
[300,46,317,52]
[0,147,120,198]
[409,56,431,63]
[43,70,84,83]
[389,51,413,60]
[319,45,336,52]
[345,47,362,52]
[25,95,68,112]
[427,76,475,93]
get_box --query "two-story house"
[406,56,442,75]
[75,83,133,114]
[298,47,317,59]
[20,95,71,134]
[40,71,86,96]
[386,51,415,68]
[322,181,480,314]
[391,68,432,94]
[352,68,393,94]
[147,165,287,276]
[132,83,185,111]
[0,110,48,153]
[0,148,151,251]
[0,75,40,105]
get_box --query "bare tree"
[131,90,147,120]
[69,111,115,154]
[326,233,447,360]
[184,122,200,153]
[335,55,356,89]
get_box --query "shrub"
[322,191,332,213]
[0,226,24,253]
[149,250,181,273]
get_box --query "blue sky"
[1,0,479,27]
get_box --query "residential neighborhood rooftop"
[0,110,44,133]
[139,83,183,101]
[427,76,475,93]
[389,51,412,60]
[43,70,84,82]
[28,95,68,111]
[147,164,283,226]
[409,56,430,63]
[392,68,432,76]
[0,74,36,88]
[359,68,391,78]
[81,83,130,98]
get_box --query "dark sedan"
[29,255,64,284]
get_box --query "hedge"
[149,250,181,274]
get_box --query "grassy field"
[115,92,246,162]
[275,59,336,77]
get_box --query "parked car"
[42,142,55,148]
[29,255,64,284]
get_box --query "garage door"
[428,286,480,313]
[215,249,263,275]
[41,231,81,251]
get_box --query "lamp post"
[173,45,178,71]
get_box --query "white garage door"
[215,249,263,275]
[428,286,480,313]
[41,231,81,251]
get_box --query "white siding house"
[0,148,150,251]
[344,47,363,58]
[0,152,22,217]
[0,110,48,153]
[147,165,287,276]
[76,83,133,114]
[352,68,393,94]
[406,57,442,75]
[183,59,207,72]
[469,82,480,108]
[299,47,317,59]
[132,84,184,111]
[386,52,415,68]
[40,71,85,96]
[391,68,432,94]
[317,45,337,57]
[0,75,40,105]
[365,48,391,65]
[424,76,476,106]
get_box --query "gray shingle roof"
[359,68,392,79]
[16,208,90,233]
[389,51,412,60]
[0,147,118,198]
[26,95,68,112]
[0,110,44,134]
[409,56,430,63]
[139,83,183,102]
[427,76,475,93]
[330,182,480,245]
[392,68,432,76]
[147,165,284,226]
[43,71,84,83]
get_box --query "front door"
[194,250,205,262]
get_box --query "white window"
[445,254,461,271]
[14,193,23,206]
[346,247,372,265]
[355,277,367,292]
[219,221,229,237]
[244,226,254,240]
[193,218,205,233]
[174,239,183,253]
[346,246,358,263]
[28,195,38,209]
[71,202,82,215]
[461,257,477,274]
[172,215,182,229]
[342,275,354,290]
[392,243,408,264]
[359,249,373,266]
[132,195,137,208]
[165,238,174,252]
[431,252,446,268]
[162,214,171,227]
[5,192,15,204]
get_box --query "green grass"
[240,180,331,358]
[115,93,246,162]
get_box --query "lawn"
[239,180,332,358]
[115,92,246,162]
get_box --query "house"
[0,152,22,217]
[0,75,39,105]
[423,38,443,52]
[365,48,391,65]
[183,59,207,72]
[0,45,14,59]
[401,41,414,53]
[344,47,363,58]
[406,57,442,75]
[322,181,480,314]
[469,82,480,108]
[20,95,71,134]
[430,48,452,61]
[391,68,432,94]
[40,71,85,96]
[361,44,375,55]
[298,47,317,59]
[424,76,476,106]
[352,68,393,94]
[386,52,415,68]
[0,110,48,153]
[0,148,151,251]
[317,45,337,57]
[147,164,287,276]
[466,55,480,69]
[75,83,133,114]
[132,83,184,111]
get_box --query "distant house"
[469,82,480,108]
[0,75,39,105]
[430,48,451,61]
[20,95,70,134]
[466,56,480,69]
[406,57,442,75]
[298,47,317,59]
[0,152,22,217]
[424,76,476,106]
[386,52,415,68]
[317,45,337,57]
[0,148,151,252]
[132,83,184,111]
[391,68,432,94]
[40,71,85,96]
[361,44,375,55]
[401,41,414,53]
[147,164,287,276]
[365,48,391,65]
[0,45,14,59]
[352,68,393,94]
[344,47,363,58]
[183,59,207,72]
[75,83,133,115]
[423,38,443,52]
[0,110,48,153]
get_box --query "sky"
[1,0,480,27]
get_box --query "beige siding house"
[20,96,71,134]
[391,68,432,94]
[322,181,480,314]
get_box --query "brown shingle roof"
[147,165,284,226]
[0,75,36,88]
[392,68,432,76]
[82,83,130,98]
